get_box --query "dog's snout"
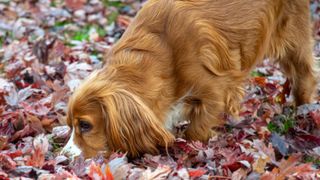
[60,128,82,158]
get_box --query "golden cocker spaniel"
[61,0,318,158]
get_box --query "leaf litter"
[0,0,320,179]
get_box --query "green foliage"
[54,20,71,27]
[304,155,320,168]
[267,115,295,134]
[50,0,64,7]
[48,136,63,151]
[267,122,280,133]
[250,70,265,77]
[0,36,3,48]
[95,26,107,37]
[72,30,90,41]
[107,11,119,25]
[103,0,125,8]
[0,0,10,4]
[102,0,123,25]
[50,1,56,7]
[70,25,106,42]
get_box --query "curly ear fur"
[102,88,174,157]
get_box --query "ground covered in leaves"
[1,0,320,179]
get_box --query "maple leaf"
[108,155,131,179]
[253,157,270,174]
[174,138,197,154]
[260,154,319,180]
[55,168,82,180]
[310,110,320,128]
[0,171,9,180]
[88,161,114,180]
[141,165,172,180]
[270,133,288,156]
[9,113,45,142]
[253,140,277,165]
[105,165,114,180]
[26,134,49,168]
[222,154,254,172]
[240,98,262,117]
[70,154,91,177]
[0,113,18,137]
[0,136,9,150]
[6,150,23,159]
[32,37,56,64]
[52,125,70,143]
[88,161,105,180]
[48,40,68,62]
[232,168,249,180]
[65,0,87,10]
[220,148,254,172]
[0,153,16,170]
[0,78,13,92]
[188,168,207,178]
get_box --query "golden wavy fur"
[65,0,317,158]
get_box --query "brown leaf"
[232,168,249,180]
[0,136,9,150]
[33,37,56,64]
[261,154,307,180]
[253,157,270,174]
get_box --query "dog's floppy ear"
[102,89,174,157]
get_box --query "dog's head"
[61,69,174,158]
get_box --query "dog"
[61,0,318,158]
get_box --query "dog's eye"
[79,120,92,133]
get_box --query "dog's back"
[163,0,311,69]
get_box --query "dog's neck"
[101,0,186,123]
[105,33,176,123]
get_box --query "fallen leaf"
[65,0,87,10]
[26,134,49,168]
[270,133,288,156]
[88,161,105,180]
[0,153,16,170]
[188,168,207,178]
[141,165,172,180]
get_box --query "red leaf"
[188,169,207,178]
[65,0,87,10]
[117,15,132,28]
[105,165,114,180]
[0,153,16,170]
[174,139,196,154]
[88,162,105,180]
[254,77,267,87]
[0,171,9,180]
[222,154,253,172]
[261,154,318,180]
[26,134,49,168]
[310,110,320,128]
[6,150,23,159]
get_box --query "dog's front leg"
[181,92,225,142]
